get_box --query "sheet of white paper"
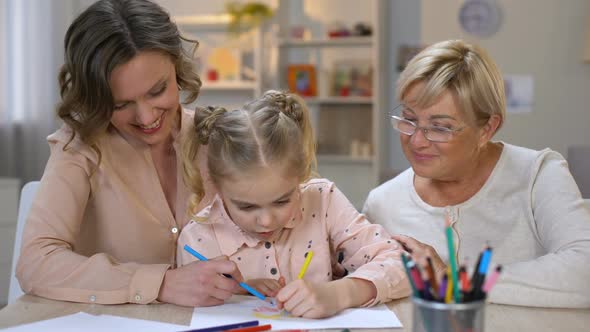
[191,295,403,330]
[2,312,187,332]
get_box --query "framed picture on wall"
[287,64,317,97]
[330,60,373,97]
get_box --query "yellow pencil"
[445,266,454,303]
[298,251,314,279]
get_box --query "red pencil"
[226,324,272,332]
[459,266,471,292]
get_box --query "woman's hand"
[157,257,243,307]
[276,278,376,318]
[241,277,286,297]
[392,234,447,277]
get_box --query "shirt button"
[171,227,178,234]
[265,242,271,249]
[89,295,96,302]
[135,294,142,301]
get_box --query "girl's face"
[109,51,180,147]
[218,166,301,241]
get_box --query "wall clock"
[459,0,503,38]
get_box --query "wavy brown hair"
[57,0,201,162]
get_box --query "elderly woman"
[363,40,590,308]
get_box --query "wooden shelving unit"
[275,0,387,209]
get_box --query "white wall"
[420,0,590,159]
[382,0,421,178]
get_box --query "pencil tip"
[266,297,276,306]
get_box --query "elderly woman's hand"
[392,234,447,277]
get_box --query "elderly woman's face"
[399,83,483,181]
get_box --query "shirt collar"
[191,194,303,257]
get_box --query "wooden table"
[0,295,589,331]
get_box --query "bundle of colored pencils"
[400,210,502,303]
[401,250,501,303]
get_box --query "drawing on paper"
[252,305,290,319]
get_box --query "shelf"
[200,80,257,91]
[304,96,373,105]
[318,155,374,165]
[278,36,373,48]
[174,14,231,30]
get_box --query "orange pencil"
[459,265,471,292]
[226,324,272,332]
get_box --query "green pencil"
[401,252,418,297]
[445,216,461,303]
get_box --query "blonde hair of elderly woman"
[397,39,506,129]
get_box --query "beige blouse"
[16,108,213,304]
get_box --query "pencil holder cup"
[411,297,485,332]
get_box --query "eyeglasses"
[389,108,465,143]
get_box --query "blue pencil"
[471,247,493,300]
[180,320,259,332]
[183,244,267,302]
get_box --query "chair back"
[8,181,40,303]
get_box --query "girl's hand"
[392,234,447,277]
[276,278,376,318]
[242,277,286,297]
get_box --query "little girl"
[178,90,410,318]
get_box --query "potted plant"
[225,2,274,36]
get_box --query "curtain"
[0,0,76,184]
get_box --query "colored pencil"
[425,256,439,295]
[444,212,460,302]
[408,260,425,295]
[444,267,453,303]
[470,248,484,283]
[401,253,418,297]
[482,265,502,293]
[459,265,471,292]
[226,324,272,332]
[298,251,314,279]
[471,247,493,300]
[181,320,259,332]
[438,274,448,301]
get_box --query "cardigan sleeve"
[488,152,590,308]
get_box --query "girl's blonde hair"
[182,90,317,213]
[397,39,505,129]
